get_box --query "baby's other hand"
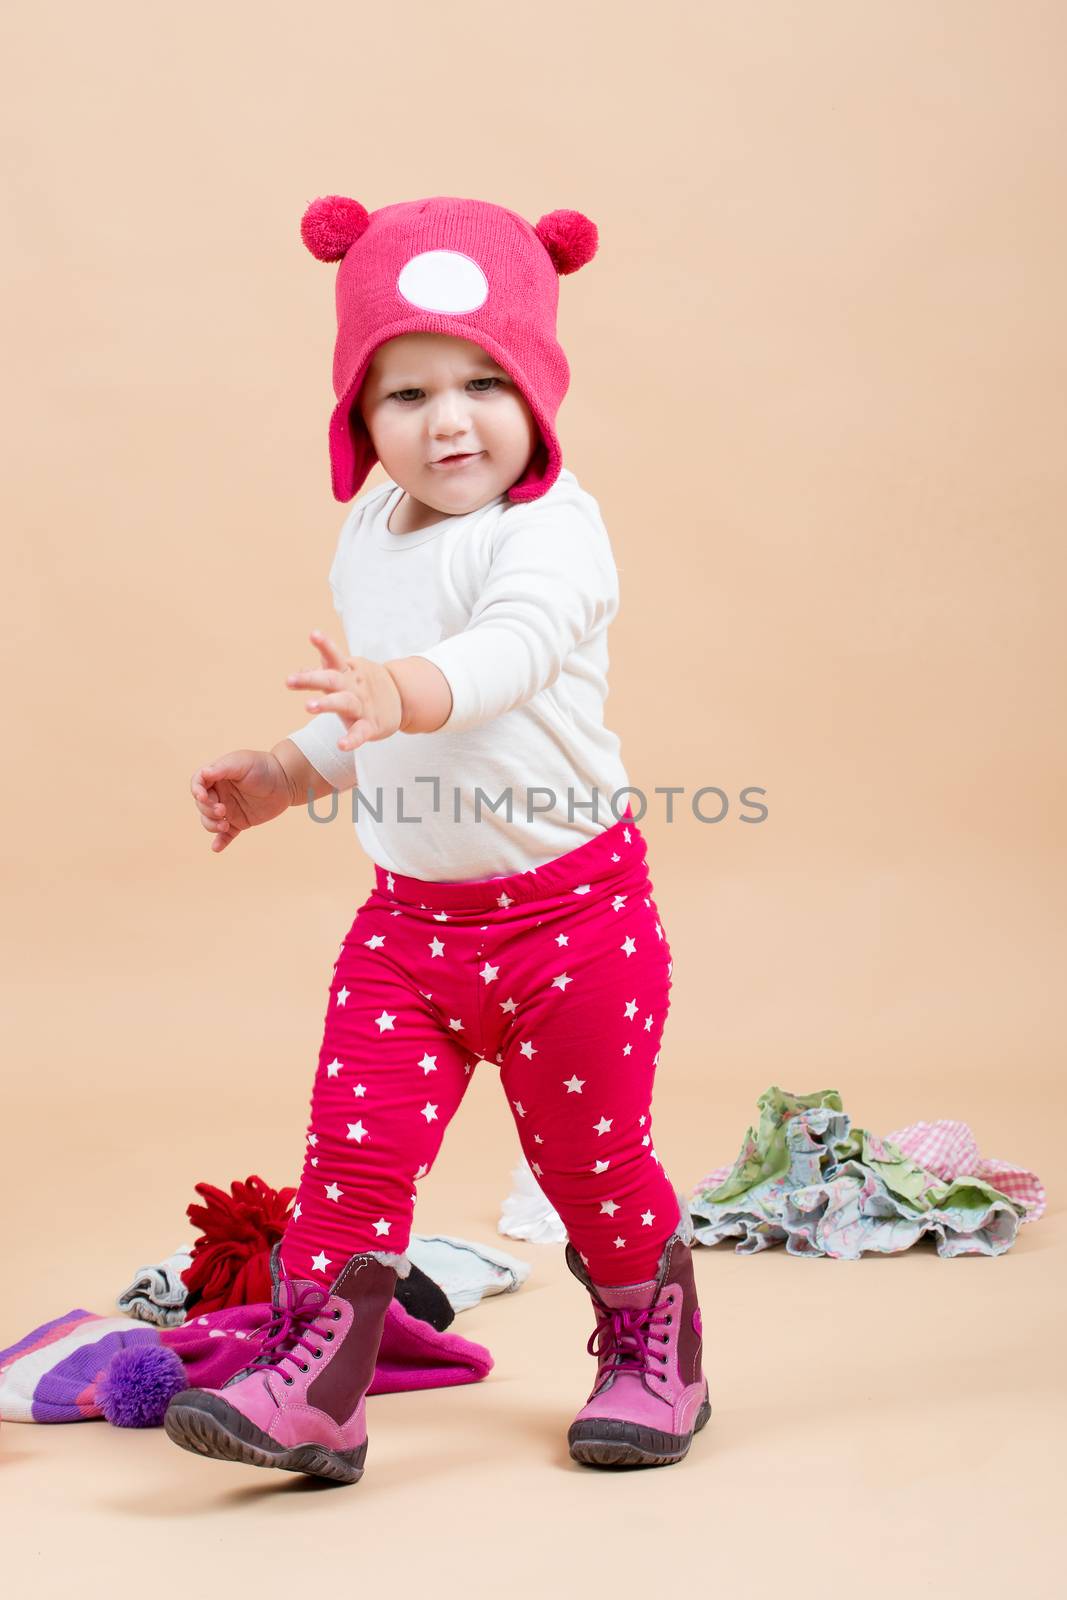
[286,630,404,751]
[190,749,292,853]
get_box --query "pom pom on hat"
[181,1174,296,1314]
[301,195,371,261]
[535,209,599,275]
[97,1342,188,1428]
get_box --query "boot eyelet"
[283,1376,294,1386]
[332,1309,342,1320]
[324,1330,335,1341]
[297,1362,309,1372]
[312,1348,323,1358]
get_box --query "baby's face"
[357,333,539,516]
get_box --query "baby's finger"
[286,669,339,692]
[305,690,359,717]
[310,629,345,666]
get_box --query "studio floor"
[4,1170,1062,1599]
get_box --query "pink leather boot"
[564,1226,712,1468]
[163,1240,405,1484]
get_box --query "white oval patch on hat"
[396,250,488,313]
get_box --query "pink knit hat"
[299,194,599,504]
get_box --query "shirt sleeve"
[409,500,619,735]
[283,713,359,793]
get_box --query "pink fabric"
[281,808,685,1287]
[299,194,598,505]
[159,1296,492,1396]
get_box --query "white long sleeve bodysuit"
[284,467,631,881]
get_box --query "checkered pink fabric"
[882,1118,1046,1221]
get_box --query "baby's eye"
[390,388,423,403]
[468,377,503,393]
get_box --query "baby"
[166,194,710,1483]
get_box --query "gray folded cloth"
[115,1243,194,1327]
[405,1234,531,1312]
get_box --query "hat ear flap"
[300,196,371,262]
[534,209,599,275]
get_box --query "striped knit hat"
[300,194,599,504]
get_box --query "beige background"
[3,0,1063,1592]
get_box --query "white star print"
[414,1162,430,1180]
[642,1134,650,1146]
[372,1218,391,1236]
[347,1120,369,1142]
[600,1199,620,1216]
[448,1017,464,1032]
[352,1083,367,1097]
[418,1053,438,1074]
[592,1158,610,1172]
[292,1202,302,1220]
[641,1210,655,1225]
[499,996,518,1014]
[594,1115,613,1135]
[385,872,395,891]
[644,1015,653,1031]
[364,934,386,950]
[307,1133,318,1147]
[611,853,620,862]
[497,891,514,908]
[310,1157,319,1167]
[480,962,499,983]
[612,895,627,912]
[533,1133,544,1144]
[337,986,350,1007]
[620,937,637,957]
[433,911,449,922]
[564,1075,585,1094]
[325,1057,343,1078]
[311,1251,331,1274]
[613,1236,626,1249]
[639,1114,647,1125]
[519,1040,537,1060]
[513,1100,527,1118]
[573,883,592,895]
[623,1044,632,1056]
[551,972,573,991]
[375,1010,396,1033]
[324,1182,343,1202]
[428,937,445,958]
[555,933,569,947]
[623,827,631,842]
[624,999,638,1020]
[421,1102,439,1123]
[531,1161,543,1176]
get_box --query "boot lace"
[588,1296,673,1392]
[253,1270,342,1384]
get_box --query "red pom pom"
[534,209,599,275]
[300,195,371,262]
[181,1174,296,1314]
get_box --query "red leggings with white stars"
[278,807,683,1288]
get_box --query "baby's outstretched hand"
[287,631,404,752]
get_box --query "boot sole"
[164,1390,367,1485]
[568,1387,712,1469]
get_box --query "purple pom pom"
[97,1342,189,1428]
